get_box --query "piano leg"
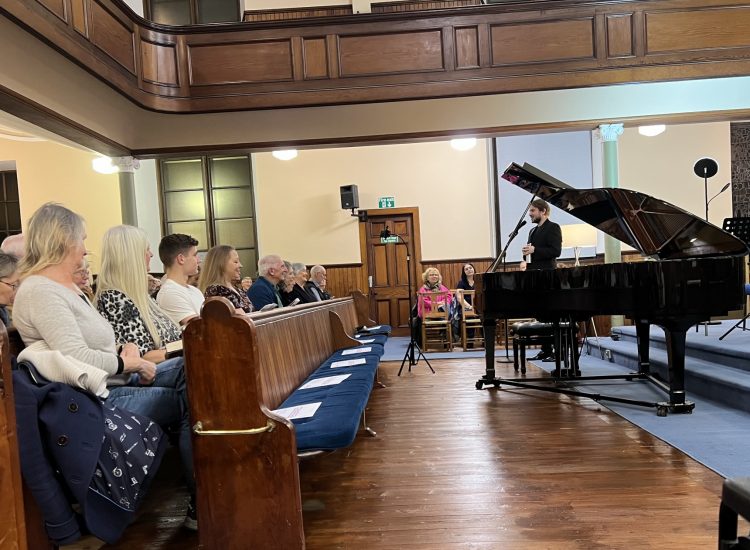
[658,321,696,415]
[635,319,651,375]
[476,318,499,389]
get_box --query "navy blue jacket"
[247,276,282,309]
[13,370,167,545]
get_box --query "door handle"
[368,275,373,288]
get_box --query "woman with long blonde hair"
[12,205,196,530]
[96,225,181,363]
[198,244,253,313]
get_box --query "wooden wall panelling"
[645,6,750,55]
[338,30,445,77]
[325,264,366,299]
[36,0,67,21]
[606,13,634,58]
[302,36,329,79]
[9,0,750,114]
[140,39,179,86]
[243,5,353,23]
[490,18,595,66]
[187,39,294,85]
[455,25,480,69]
[88,0,136,74]
[70,0,88,37]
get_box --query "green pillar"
[598,124,624,328]
[115,157,140,226]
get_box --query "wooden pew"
[182,295,374,550]
[0,324,53,550]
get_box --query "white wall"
[121,0,144,17]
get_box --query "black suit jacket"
[527,219,562,270]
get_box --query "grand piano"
[475,162,749,415]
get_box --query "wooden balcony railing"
[3,0,750,113]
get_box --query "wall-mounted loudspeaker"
[340,184,359,209]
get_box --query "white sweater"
[13,275,128,386]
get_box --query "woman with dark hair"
[456,262,476,307]
[198,245,254,313]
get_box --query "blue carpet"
[382,335,750,479]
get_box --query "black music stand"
[720,217,750,340]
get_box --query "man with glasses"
[0,251,20,326]
[305,265,330,301]
[247,255,287,310]
[156,234,203,326]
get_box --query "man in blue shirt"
[248,254,288,309]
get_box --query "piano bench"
[510,321,578,375]
[719,477,750,549]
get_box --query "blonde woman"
[417,267,451,318]
[96,225,181,363]
[198,244,253,313]
[12,205,196,530]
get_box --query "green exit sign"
[378,196,395,208]
[380,236,399,244]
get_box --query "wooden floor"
[69,359,738,549]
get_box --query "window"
[158,155,259,277]
[0,172,21,243]
[146,0,240,25]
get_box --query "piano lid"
[501,162,749,260]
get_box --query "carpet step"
[586,337,750,413]
[609,322,750,373]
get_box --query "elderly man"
[305,264,330,301]
[247,255,287,309]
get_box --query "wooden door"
[366,213,417,337]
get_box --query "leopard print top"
[205,284,254,313]
[97,289,182,356]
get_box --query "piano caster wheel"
[475,381,484,390]
[656,405,668,417]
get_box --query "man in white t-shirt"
[156,233,204,326]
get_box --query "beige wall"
[253,140,492,264]
[0,138,121,271]
[618,122,732,227]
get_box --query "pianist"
[521,198,562,361]
[521,198,562,271]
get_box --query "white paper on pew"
[363,325,382,331]
[299,374,351,389]
[356,338,375,344]
[330,358,367,368]
[272,402,321,420]
[341,346,372,355]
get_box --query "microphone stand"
[380,228,434,376]
[488,195,536,363]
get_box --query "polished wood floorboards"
[68,359,737,549]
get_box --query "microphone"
[379,227,391,239]
[510,220,527,237]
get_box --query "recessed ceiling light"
[450,138,477,151]
[638,125,666,137]
[272,149,298,161]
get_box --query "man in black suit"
[522,198,562,270]
[522,198,562,360]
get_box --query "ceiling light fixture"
[638,125,666,137]
[450,138,477,151]
[272,149,298,161]
[92,156,119,174]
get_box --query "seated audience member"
[73,258,94,302]
[12,203,197,530]
[155,233,204,326]
[240,276,253,292]
[198,245,253,314]
[96,225,182,363]
[147,273,162,296]
[1,233,25,260]
[456,262,476,309]
[0,251,19,326]
[247,254,287,309]
[305,265,331,301]
[417,267,452,318]
[281,262,316,306]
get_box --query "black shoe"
[541,356,556,363]
[532,351,550,360]
[184,498,198,531]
